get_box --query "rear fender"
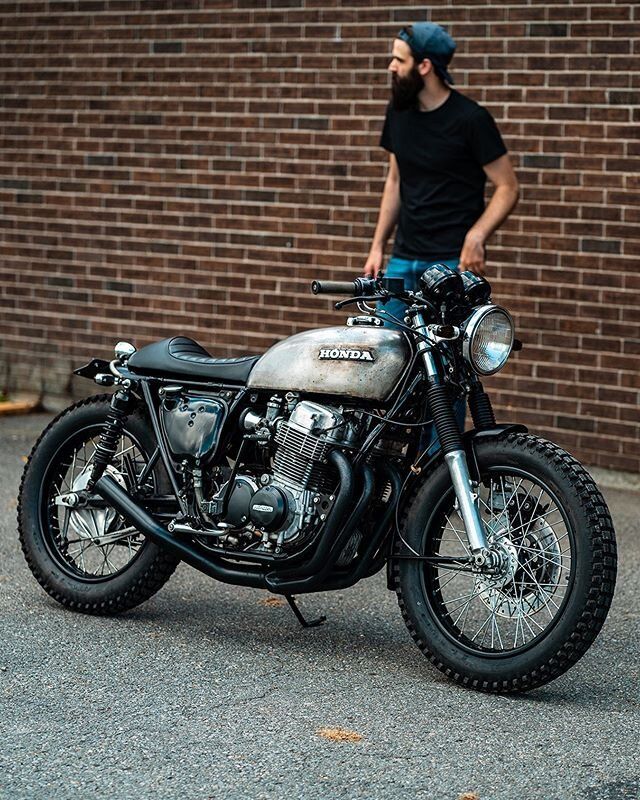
[74,359,140,390]
[73,358,120,389]
[73,358,112,380]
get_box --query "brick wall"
[1,1,638,472]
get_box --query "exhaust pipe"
[265,457,370,593]
[94,474,266,588]
[95,448,359,594]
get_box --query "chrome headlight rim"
[462,304,514,376]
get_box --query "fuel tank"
[247,326,411,402]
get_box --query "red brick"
[0,3,638,473]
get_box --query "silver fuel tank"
[247,326,411,402]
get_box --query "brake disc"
[477,516,562,618]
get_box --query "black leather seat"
[127,337,260,383]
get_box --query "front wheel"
[392,433,617,693]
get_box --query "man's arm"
[364,153,401,277]
[459,153,519,276]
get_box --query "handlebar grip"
[311,280,357,296]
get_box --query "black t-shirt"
[380,90,507,260]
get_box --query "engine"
[215,399,356,551]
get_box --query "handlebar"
[311,278,378,296]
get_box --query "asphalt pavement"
[1,412,638,800]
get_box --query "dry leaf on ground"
[259,596,286,607]
[316,727,363,743]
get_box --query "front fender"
[463,423,528,443]
[463,423,528,484]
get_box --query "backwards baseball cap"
[397,22,456,84]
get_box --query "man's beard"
[391,68,424,111]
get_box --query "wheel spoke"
[442,587,485,612]
[60,505,71,542]
[471,608,494,644]
[443,518,471,554]
[500,509,564,540]
[101,544,118,575]
[68,448,78,490]
[493,608,504,650]
[513,558,561,620]
[44,429,152,580]
[514,545,570,574]
[451,592,473,628]
[425,465,574,656]
[454,587,476,635]
[437,570,464,592]
[78,540,89,572]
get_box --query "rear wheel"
[393,433,617,692]
[18,394,180,615]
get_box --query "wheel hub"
[68,465,126,540]
[476,515,562,618]
[476,539,518,610]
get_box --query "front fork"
[412,311,494,568]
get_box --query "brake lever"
[335,290,438,332]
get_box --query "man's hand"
[459,230,487,276]
[364,246,385,278]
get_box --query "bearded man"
[364,22,519,314]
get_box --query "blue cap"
[397,22,456,84]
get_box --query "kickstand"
[285,594,326,628]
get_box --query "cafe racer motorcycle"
[18,265,617,693]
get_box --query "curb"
[0,396,41,416]
[589,466,640,495]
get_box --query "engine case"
[247,326,410,402]
[218,400,344,547]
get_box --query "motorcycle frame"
[77,323,526,596]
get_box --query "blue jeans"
[378,256,466,456]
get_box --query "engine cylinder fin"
[274,422,335,491]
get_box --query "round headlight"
[462,305,514,375]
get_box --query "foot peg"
[285,594,326,628]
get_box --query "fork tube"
[410,311,489,559]
[443,452,487,555]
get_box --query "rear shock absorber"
[468,380,496,431]
[87,388,135,490]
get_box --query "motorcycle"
[17,264,617,693]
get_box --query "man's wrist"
[465,227,488,245]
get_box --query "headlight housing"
[462,305,514,375]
